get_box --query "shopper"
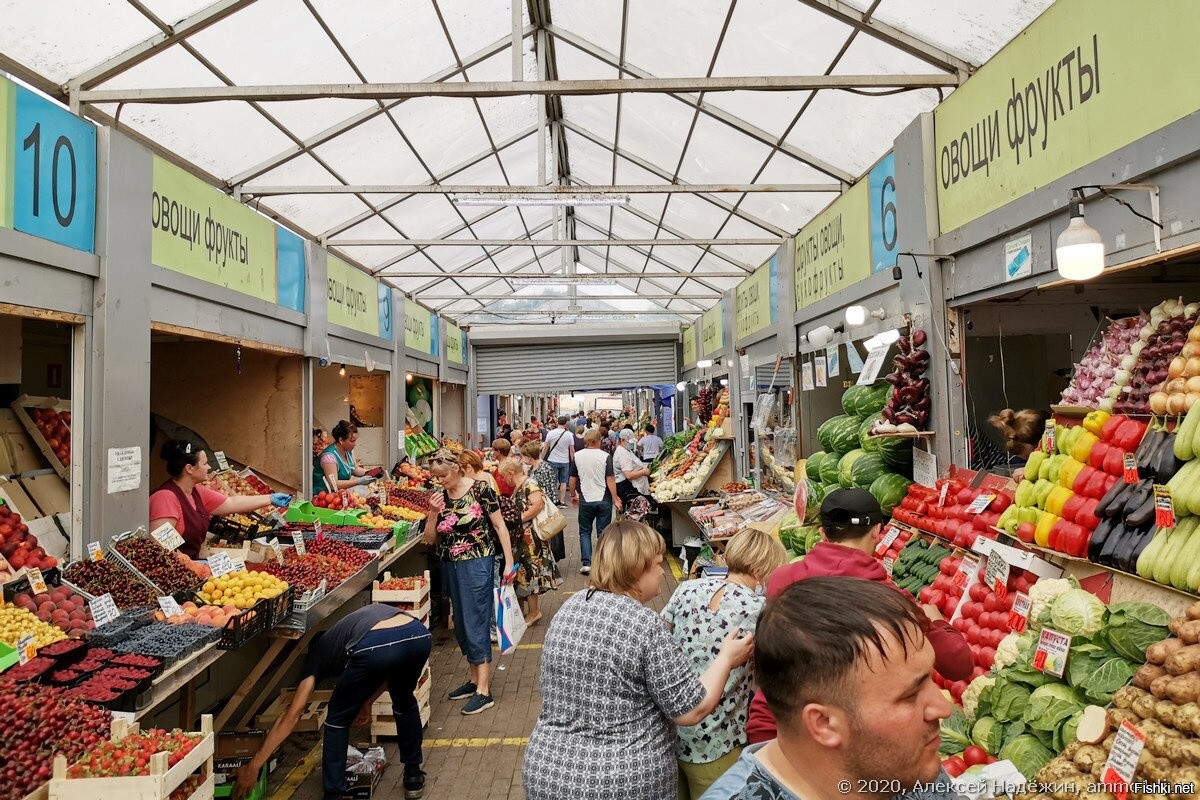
[700,577,955,800]
[521,440,567,562]
[458,449,498,493]
[573,424,587,453]
[523,521,754,800]
[613,428,652,508]
[663,529,788,800]
[313,420,377,492]
[638,423,663,464]
[233,604,431,800]
[745,488,972,744]
[496,460,561,625]
[540,415,575,507]
[491,438,515,494]
[989,408,1049,479]
[573,412,589,431]
[597,425,615,454]
[568,429,622,575]
[423,449,515,715]
[149,440,291,559]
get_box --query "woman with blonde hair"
[458,449,498,492]
[523,521,754,800]
[661,528,788,799]
[491,438,515,495]
[521,440,566,563]
[988,408,1048,479]
[496,460,561,625]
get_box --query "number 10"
[21,122,78,227]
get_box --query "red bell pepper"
[1061,494,1086,523]
[1089,441,1110,470]
[1113,419,1148,451]
[1076,498,1101,530]
[1100,414,1129,442]
[1048,520,1066,551]
[1072,466,1097,495]
[1102,446,1126,477]
[1085,471,1108,499]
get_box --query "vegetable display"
[873,329,931,433]
[889,480,1006,550]
[114,534,202,594]
[1123,298,1199,416]
[651,427,729,502]
[1058,313,1146,408]
[887,536,953,599]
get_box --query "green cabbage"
[1105,601,1172,663]
[1049,588,1107,637]
[1027,577,1078,629]
[971,716,1003,755]
[999,734,1055,779]
[990,678,1032,721]
[939,706,972,757]
[1066,642,1139,704]
[1024,684,1085,732]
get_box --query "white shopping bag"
[495,584,527,654]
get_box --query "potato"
[1152,674,1175,699]
[1140,754,1174,782]
[1165,644,1200,676]
[1181,620,1200,645]
[1133,692,1160,719]
[1115,685,1150,708]
[1171,617,1187,636]
[1103,733,1117,750]
[1135,663,1169,689]
[1161,736,1200,766]
[1074,745,1108,776]
[1167,673,1200,704]
[1155,699,1182,727]
[1061,741,1084,761]
[1111,708,1141,728]
[1175,702,1200,735]
[1188,600,1200,621]
[1147,638,1186,665]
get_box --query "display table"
[136,641,224,722]
[274,559,381,637]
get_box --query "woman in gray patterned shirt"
[523,521,755,800]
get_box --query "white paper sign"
[158,595,183,618]
[912,447,937,488]
[984,550,1010,599]
[25,567,47,595]
[801,361,815,390]
[151,523,185,551]
[229,557,246,574]
[1004,233,1033,282]
[269,538,284,564]
[111,711,136,724]
[106,446,142,494]
[874,525,902,556]
[826,345,840,378]
[1101,721,1147,792]
[214,450,230,471]
[814,356,827,387]
[89,593,120,627]
[16,633,35,665]
[208,551,235,578]
[856,345,889,386]
[87,541,105,561]
[739,354,751,379]
[846,343,865,374]
[965,494,996,515]
[1034,627,1071,677]
[882,557,895,578]
[293,532,307,556]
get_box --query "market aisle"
[279,506,682,800]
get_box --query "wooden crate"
[10,395,70,480]
[370,700,431,740]
[49,715,214,800]
[371,570,431,605]
[371,664,432,716]
[256,689,332,733]
[20,473,71,517]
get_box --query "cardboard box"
[2,432,43,474]
[0,410,24,435]
[0,478,42,520]
[345,767,384,800]
[20,473,71,517]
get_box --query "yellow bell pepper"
[1058,458,1086,490]
[1070,430,1099,464]
[1083,410,1111,437]
[1035,512,1059,547]
[1046,486,1074,517]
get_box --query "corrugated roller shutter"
[754,363,791,389]
[475,340,677,394]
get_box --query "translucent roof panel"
[0,0,1048,320]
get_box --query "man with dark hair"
[701,577,954,799]
[745,488,972,744]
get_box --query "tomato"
[942,756,968,778]
[962,746,989,766]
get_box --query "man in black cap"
[744,488,973,745]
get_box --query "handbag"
[532,489,567,541]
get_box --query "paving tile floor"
[269,504,682,800]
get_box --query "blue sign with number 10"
[12,86,96,253]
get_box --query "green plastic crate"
[0,641,17,673]
[214,765,267,800]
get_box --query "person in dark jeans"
[233,604,432,800]
[568,429,623,574]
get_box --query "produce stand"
[10,395,71,481]
[274,559,380,635]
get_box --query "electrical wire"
[998,313,1008,409]
[1073,186,1165,230]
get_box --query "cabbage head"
[971,716,1003,755]
[999,734,1055,779]
[1049,588,1106,637]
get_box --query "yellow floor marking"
[425,737,530,747]
[667,551,684,581]
[267,740,322,800]
[515,643,543,649]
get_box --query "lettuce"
[1049,589,1107,637]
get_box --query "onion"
[1131,341,1147,358]
[1188,393,1200,411]
[1098,397,1115,412]
[1169,394,1189,415]
[1120,354,1136,371]
[1169,356,1187,379]
[1188,357,1200,376]
[1188,376,1200,394]
[1150,392,1170,415]
[1187,303,1200,318]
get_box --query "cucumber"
[1177,402,1200,461]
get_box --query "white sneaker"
[579,565,591,575]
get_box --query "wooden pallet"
[10,395,70,480]
[49,714,214,800]
[256,689,333,733]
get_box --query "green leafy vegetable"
[1049,589,1107,637]
[971,716,1002,755]
[939,706,973,757]
[999,734,1055,779]
[990,678,1033,721]
[1024,684,1085,732]
[1105,601,1172,663]
[1065,642,1138,704]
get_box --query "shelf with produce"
[10,395,72,480]
[650,439,732,503]
[136,643,224,721]
[268,558,380,638]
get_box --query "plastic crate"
[213,765,266,800]
[261,585,295,630]
[216,602,267,651]
[0,641,18,673]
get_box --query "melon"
[837,449,868,488]
[870,473,914,516]
[849,453,889,488]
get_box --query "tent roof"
[0,0,1052,324]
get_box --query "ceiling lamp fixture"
[696,359,715,369]
[844,305,886,326]
[451,193,630,208]
[1055,184,1163,282]
[676,381,687,391]
[510,276,617,286]
[338,364,346,377]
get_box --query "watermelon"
[817,417,840,452]
[825,415,863,455]
[802,480,824,524]
[849,453,888,488]
[858,414,882,453]
[870,473,913,516]
[878,435,914,474]
[805,451,828,482]
[837,449,867,488]
[819,455,840,486]
[841,382,889,417]
[840,385,866,417]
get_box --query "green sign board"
[701,302,725,358]
[151,157,277,302]
[446,320,466,365]
[934,0,1200,234]
[327,255,380,337]
[405,297,433,354]
[795,181,870,311]
[682,325,696,366]
[735,256,778,341]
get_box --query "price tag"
[314,520,324,542]
[269,538,284,564]
[882,556,895,578]
[16,634,35,665]
[965,494,995,515]
[158,595,183,618]
[1033,627,1071,677]
[87,541,105,561]
[1043,420,1055,453]
[1101,721,1147,800]
[856,345,889,386]
[151,523,185,551]
[89,593,120,627]
[1123,453,1138,484]
[208,551,235,578]
[111,711,136,724]
[874,525,902,557]
[1155,484,1175,528]
[229,557,246,574]
[293,532,307,557]
[937,483,949,508]
[984,550,1010,600]
[1008,592,1032,633]
[953,555,981,588]
[26,567,47,595]
[214,450,230,471]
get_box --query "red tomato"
[963,746,989,766]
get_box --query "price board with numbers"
[89,593,120,627]
[152,523,185,551]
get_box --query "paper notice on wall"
[912,447,937,488]
[107,447,142,494]
[814,356,827,387]
[801,361,815,391]
[826,346,840,378]
[846,343,865,374]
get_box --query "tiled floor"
[273,505,682,800]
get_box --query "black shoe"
[461,692,495,715]
[447,681,477,700]
[403,767,426,799]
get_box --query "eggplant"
[1087,515,1119,561]
[1154,432,1181,481]
[1120,480,1153,519]
[1124,526,1158,573]
[1096,477,1133,518]
[1135,428,1163,467]
[1098,522,1128,566]
[1125,492,1157,528]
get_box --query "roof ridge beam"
[243,182,838,195]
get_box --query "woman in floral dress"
[496,460,561,625]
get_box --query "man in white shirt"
[568,429,622,574]
[613,429,652,507]
[539,415,575,507]
[637,424,663,464]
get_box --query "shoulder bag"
[531,485,567,541]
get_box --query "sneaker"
[461,692,495,715]
[579,565,591,575]
[403,767,426,799]
[447,681,477,701]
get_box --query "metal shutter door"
[475,341,678,394]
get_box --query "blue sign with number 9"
[13,87,96,253]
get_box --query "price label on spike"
[1043,420,1055,453]
[1101,721,1146,800]
[214,450,230,471]
[208,552,235,578]
[937,483,950,508]
[1008,592,1032,633]
[965,494,995,515]
[952,555,981,588]
[26,567,47,595]
[158,595,183,618]
[269,538,284,565]
[874,526,901,557]
[1033,627,1070,677]
[1154,484,1175,528]
[151,523,185,551]
[314,520,324,542]
[293,532,307,557]
[87,541,104,561]
[985,550,1010,600]
[1122,453,1138,484]
[17,634,35,665]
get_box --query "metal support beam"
[379,271,748,278]
[77,74,959,104]
[512,0,523,80]
[332,237,780,247]
[795,0,974,78]
[414,294,723,300]
[243,182,839,196]
[451,309,701,317]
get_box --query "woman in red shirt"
[148,440,291,558]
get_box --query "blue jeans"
[549,461,571,487]
[577,500,612,566]
[442,555,496,666]
[322,620,432,798]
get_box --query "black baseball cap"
[820,488,883,528]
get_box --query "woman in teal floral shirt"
[424,449,515,716]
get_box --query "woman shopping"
[149,440,292,559]
[523,521,754,800]
[458,449,498,492]
[314,420,378,492]
[496,460,561,626]
[521,440,567,563]
[423,449,515,715]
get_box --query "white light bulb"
[845,305,867,326]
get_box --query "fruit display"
[378,575,427,592]
[63,559,159,609]
[813,384,915,503]
[153,600,252,628]
[197,570,288,609]
[114,534,202,594]
[9,586,95,636]
[394,463,431,487]
[0,681,111,800]
[382,485,431,514]
[706,387,730,433]
[0,604,67,648]
[283,522,393,549]
[890,480,1008,550]
[650,428,727,502]
[1119,297,1199,415]
[175,551,212,581]
[1132,400,1200,590]
[442,438,464,454]
[0,501,59,573]
[693,384,713,425]
[207,470,273,512]
[313,490,368,510]
[404,428,440,459]
[256,538,374,592]
[66,727,204,778]
[376,503,424,523]
[26,404,72,467]
[110,621,221,661]
[873,329,931,432]
[1058,313,1146,408]
[1154,321,1200,414]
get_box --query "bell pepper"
[1054,424,1071,455]
[1102,446,1125,477]
[1034,478,1056,508]
[1101,414,1130,442]
[1053,520,1089,556]
[1083,409,1111,436]
[1018,507,1041,525]
[1046,486,1074,517]
[1059,459,1087,490]
[1035,512,1059,547]
[1025,450,1046,481]
[1072,466,1098,496]
[1048,454,1070,483]
[1037,453,1053,480]
[1084,470,1108,500]
[1089,440,1111,470]
[997,504,1019,532]
[1112,418,1148,451]
[1061,493,1087,523]
[1048,519,1066,551]
[1014,479,1036,508]
[1077,497,1102,530]
[1070,430,1100,464]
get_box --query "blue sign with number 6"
[868,151,897,274]
[13,86,96,253]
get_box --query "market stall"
[440,318,468,447]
